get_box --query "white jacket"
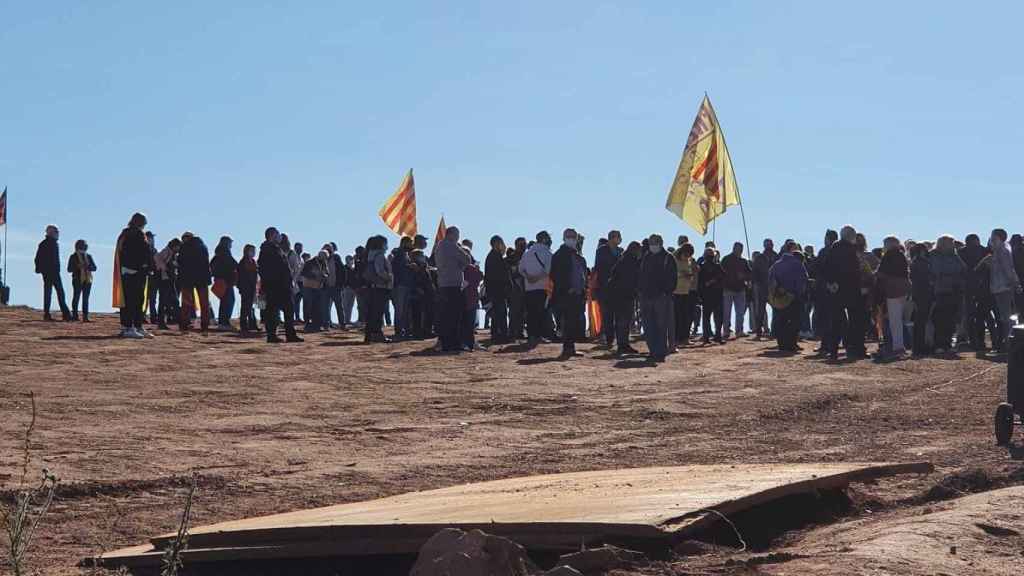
[519,243,552,292]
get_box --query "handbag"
[212,278,228,299]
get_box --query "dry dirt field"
[1,305,1022,575]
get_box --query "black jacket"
[178,237,212,287]
[330,253,347,288]
[957,244,990,296]
[698,259,725,295]
[34,237,61,278]
[823,240,861,297]
[258,240,292,299]
[67,253,97,283]
[211,247,238,285]
[550,245,586,304]
[593,244,620,298]
[607,253,640,303]
[237,257,258,297]
[118,227,151,273]
[484,250,512,299]
[910,255,932,300]
[638,250,678,299]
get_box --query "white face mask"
[649,244,663,254]
[563,238,577,249]
[77,249,86,255]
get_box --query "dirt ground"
[1,305,1022,575]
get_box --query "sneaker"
[125,328,145,339]
[138,328,155,339]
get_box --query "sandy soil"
[0,305,1021,575]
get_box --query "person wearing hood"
[550,228,587,359]
[211,235,238,331]
[638,234,678,362]
[67,239,97,322]
[876,236,911,357]
[987,228,1020,352]
[35,224,72,321]
[177,230,212,335]
[117,213,154,338]
[364,235,394,343]
[698,247,725,344]
[769,247,809,353]
[929,234,967,353]
[237,243,259,334]
[301,249,329,333]
[258,227,302,343]
[519,230,554,347]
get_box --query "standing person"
[593,230,624,348]
[341,254,357,328]
[34,225,71,321]
[752,239,778,339]
[153,238,181,329]
[910,243,933,356]
[987,228,1020,353]
[957,234,989,349]
[434,227,471,351]
[291,241,304,322]
[211,236,238,331]
[673,243,698,348]
[876,236,910,358]
[324,242,347,330]
[300,250,328,333]
[410,238,436,339]
[609,241,642,356]
[638,234,677,362]
[550,228,587,359]
[352,245,369,326]
[507,237,528,341]
[177,231,212,335]
[390,236,415,339]
[485,235,512,344]
[1011,234,1024,321]
[698,247,725,344]
[463,258,485,350]
[145,231,160,324]
[360,235,393,343]
[116,214,153,338]
[519,230,554,347]
[815,229,840,351]
[720,242,751,338]
[823,226,868,360]
[237,244,259,334]
[67,239,97,322]
[769,246,809,352]
[258,228,302,343]
[929,235,966,354]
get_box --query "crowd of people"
[33,213,1024,362]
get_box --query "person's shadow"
[613,358,657,369]
[41,335,122,341]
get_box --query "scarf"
[77,252,93,284]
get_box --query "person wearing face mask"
[698,247,725,344]
[67,239,97,322]
[593,230,624,349]
[638,234,678,362]
[35,224,72,322]
[519,230,554,347]
[986,228,1020,353]
[485,235,513,344]
[434,226,473,352]
[258,227,303,343]
[550,228,587,359]
[117,213,154,338]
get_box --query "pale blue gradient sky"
[2,1,1022,311]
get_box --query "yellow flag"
[665,95,740,235]
[379,169,417,237]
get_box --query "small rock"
[410,528,537,576]
[950,545,957,555]
[558,544,646,574]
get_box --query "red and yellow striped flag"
[379,169,417,237]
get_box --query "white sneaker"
[119,328,129,338]
[138,328,155,339]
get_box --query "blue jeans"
[217,285,235,327]
[641,294,671,358]
[722,290,747,334]
[393,285,412,336]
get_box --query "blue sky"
[2,1,1022,311]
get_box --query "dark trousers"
[558,293,585,353]
[239,291,258,331]
[673,293,692,343]
[821,292,846,353]
[776,300,801,350]
[932,292,960,350]
[71,279,92,319]
[42,275,70,318]
[365,287,388,338]
[147,276,159,322]
[218,285,235,327]
[158,278,179,326]
[598,295,617,346]
[121,273,147,329]
[525,289,548,341]
[439,287,464,351]
[701,291,723,342]
[641,294,671,358]
[462,305,477,348]
[265,292,297,340]
[970,294,997,350]
[832,292,866,356]
[490,295,509,342]
[912,293,932,354]
[509,288,525,339]
[614,298,635,351]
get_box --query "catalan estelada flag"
[431,215,446,255]
[665,95,740,235]
[379,169,417,237]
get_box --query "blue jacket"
[769,252,809,296]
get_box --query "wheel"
[995,403,1014,446]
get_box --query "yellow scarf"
[77,252,93,284]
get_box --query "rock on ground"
[410,528,538,576]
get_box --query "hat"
[414,234,428,242]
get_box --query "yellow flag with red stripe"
[665,95,740,235]
[379,169,418,237]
